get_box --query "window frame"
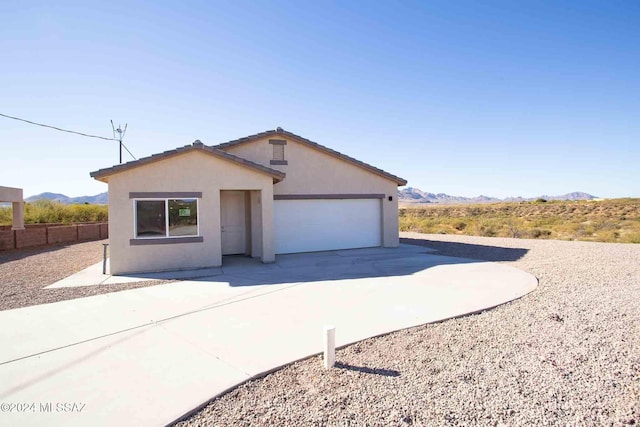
[133,198,200,240]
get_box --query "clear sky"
[1,0,638,199]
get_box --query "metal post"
[102,243,109,275]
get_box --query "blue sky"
[1,0,638,199]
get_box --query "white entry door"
[274,198,382,254]
[221,191,246,255]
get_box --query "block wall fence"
[0,223,108,251]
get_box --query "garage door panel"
[274,199,382,254]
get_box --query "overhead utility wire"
[0,112,136,160]
[0,112,115,141]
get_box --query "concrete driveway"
[0,244,537,426]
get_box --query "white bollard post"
[324,325,335,369]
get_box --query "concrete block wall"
[78,224,101,240]
[15,228,47,249]
[0,230,14,251]
[99,223,109,239]
[48,225,78,244]
[0,222,108,251]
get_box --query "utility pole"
[111,120,128,164]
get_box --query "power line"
[0,112,116,141]
[0,112,136,161]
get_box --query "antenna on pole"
[111,120,128,164]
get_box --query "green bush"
[0,200,108,225]
[0,206,12,224]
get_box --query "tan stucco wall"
[223,137,400,247]
[106,151,274,275]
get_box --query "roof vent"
[193,140,203,147]
[276,127,283,132]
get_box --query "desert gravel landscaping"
[177,233,639,426]
[0,239,165,311]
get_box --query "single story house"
[90,128,407,275]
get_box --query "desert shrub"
[63,204,108,223]
[597,230,620,242]
[0,200,108,225]
[398,199,640,244]
[474,219,497,237]
[505,219,522,238]
[0,206,12,224]
[454,221,467,231]
[399,216,423,232]
[24,200,66,223]
[468,207,482,216]
[534,198,548,203]
[530,228,552,239]
[622,232,640,244]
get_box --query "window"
[136,200,166,237]
[135,198,198,238]
[269,139,287,165]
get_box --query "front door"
[221,191,246,255]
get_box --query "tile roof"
[214,128,407,186]
[90,141,286,183]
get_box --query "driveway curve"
[0,244,537,426]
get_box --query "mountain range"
[25,189,598,205]
[398,188,598,204]
[25,192,108,204]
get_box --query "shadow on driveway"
[190,242,530,288]
[400,237,528,262]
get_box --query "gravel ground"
[177,233,640,426]
[0,240,167,311]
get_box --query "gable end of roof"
[90,142,286,183]
[214,128,407,186]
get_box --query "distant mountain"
[541,192,599,201]
[25,192,70,203]
[26,192,108,205]
[25,189,598,206]
[398,187,598,204]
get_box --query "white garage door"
[274,198,382,254]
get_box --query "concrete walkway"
[0,244,537,426]
[45,260,224,288]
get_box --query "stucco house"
[90,128,407,275]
